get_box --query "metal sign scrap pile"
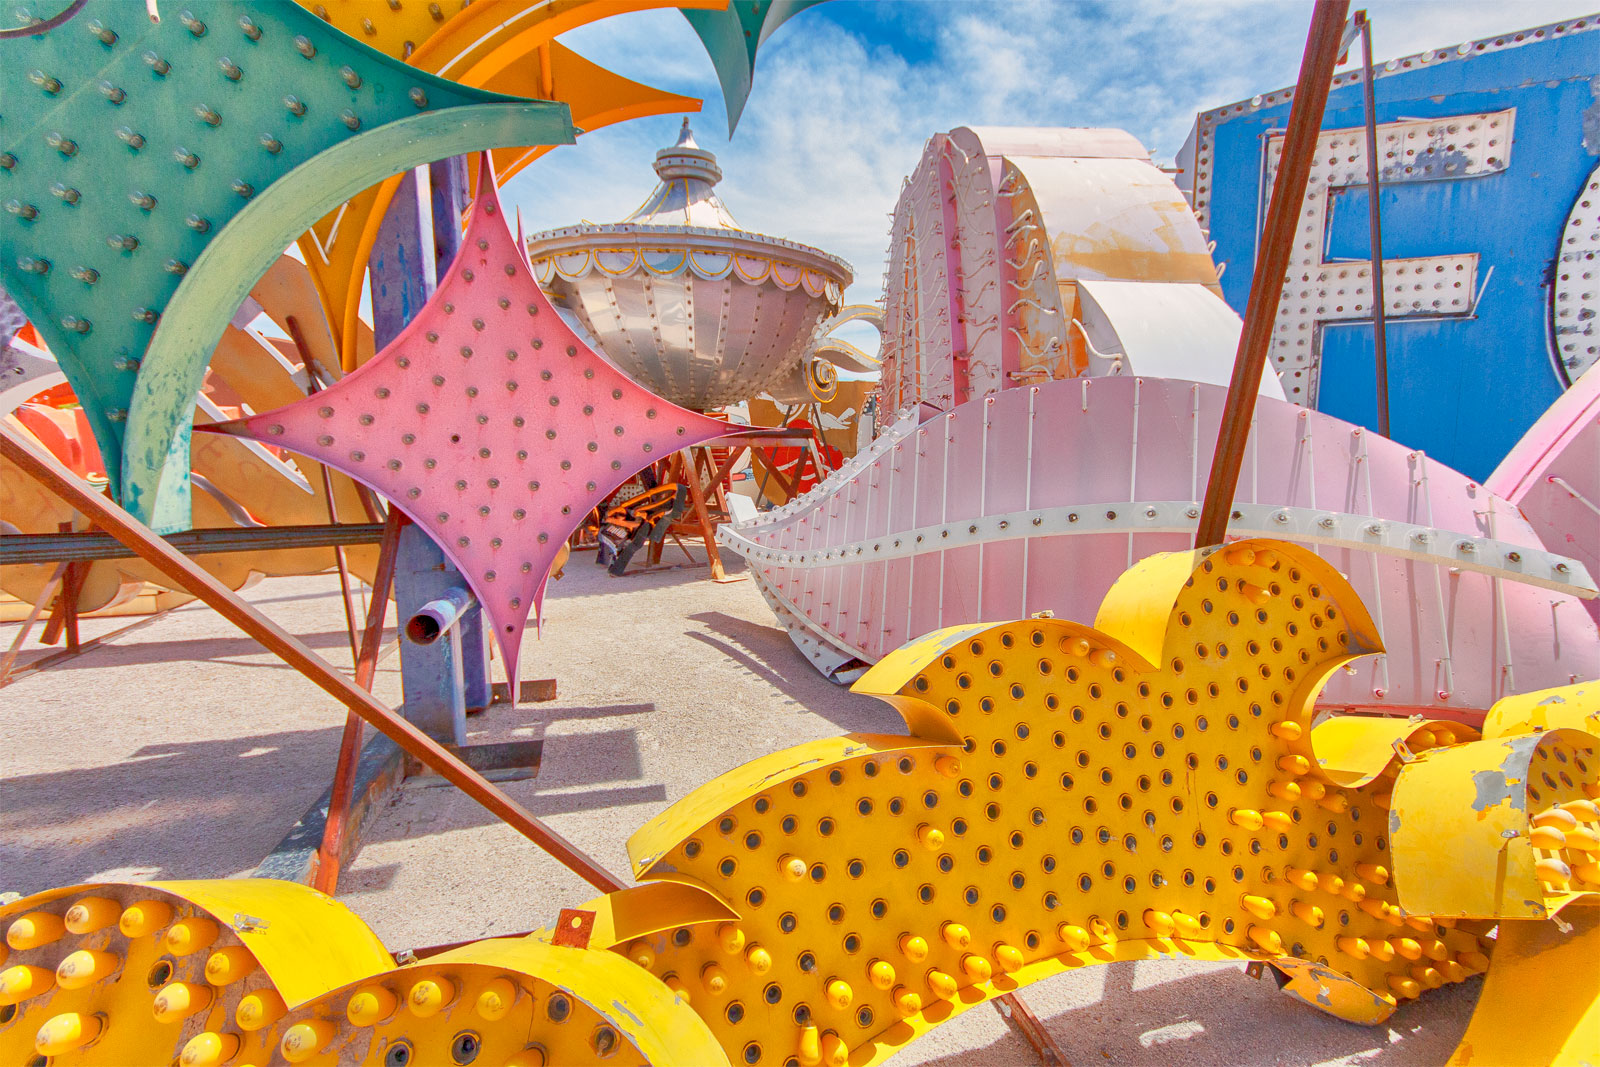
[3,3,1598,1065]
[2,540,1596,1065]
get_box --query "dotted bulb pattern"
[615,540,1581,1064]
[201,154,738,684]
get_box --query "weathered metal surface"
[1198,0,1346,548]
[203,155,738,685]
[617,539,1526,1049]
[1448,897,1600,1066]
[878,126,1275,415]
[124,99,576,531]
[0,881,729,1066]
[528,122,852,411]
[720,376,1600,713]
[0,0,574,527]
[1181,14,1600,478]
[394,527,488,745]
[1487,367,1600,627]
[1554,162,1599,380]
[0,523,386,565]
[0,255,400,626]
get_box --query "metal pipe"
[1196,0,1350,547]
[0,422,628,894]
[1355,10,1392,438]
[0,523,388,565]
[405,587,474,645]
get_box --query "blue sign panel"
[1180,17,1600,480]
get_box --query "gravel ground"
[0,547,1479,1064]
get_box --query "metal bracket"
[550,908,596,949]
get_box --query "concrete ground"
[0,547,1479,1064]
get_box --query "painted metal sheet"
[1074,279,1281,397]
[1182,16,1600,480]
[1487,367,1600,627]
[721,376,1600,716]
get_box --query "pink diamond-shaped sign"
[202,155,736,685]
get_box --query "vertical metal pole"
[430,156,469,276]
[1357,10,1392,438]
[1196,0,1350,547]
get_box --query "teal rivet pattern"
[0,0,572,525]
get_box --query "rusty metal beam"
[0,422,628,895]
[1353,9,1392,439]
[312,507,408,895]
[1195,0,1350,546]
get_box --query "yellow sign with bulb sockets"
[2,541,1595,1065]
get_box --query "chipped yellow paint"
[1483,682,1600,738]
[612,538,1504,1064]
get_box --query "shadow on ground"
[0,724,342,893]
[688,610,899,734]
[910,960,1481,1066]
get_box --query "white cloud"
[505,0,1599,308]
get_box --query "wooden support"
[312,507,408,895]
[1,423,628,895]
[1195,0,1349,547]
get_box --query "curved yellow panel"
[1483,682,1600,738]
[1449,904,1600,1067]
[268,936,731,1066]
[610,539,1496,1064]
[1312,716,1482,789]
[0,880,392,1066]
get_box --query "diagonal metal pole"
[1196,0,1351,547]
[1355,9,1392,438]
[0,422,627,894]
[312,506,408,895]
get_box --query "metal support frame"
[312,508,407,895]
[0,561,67,686]
[1196,0,1350,546]
[645,429,820,579]
[1353,9,1392,438]
[0,422,625,894]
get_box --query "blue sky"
[507,0,1599,314]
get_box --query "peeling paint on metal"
[1470,769,1518,812]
